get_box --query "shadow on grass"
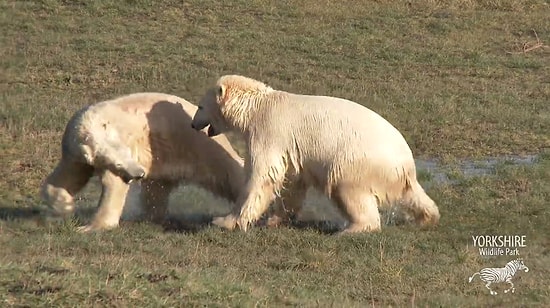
[286,220,341,235]
[0,205,99,225]
[0,206,42,221]
[0,202,350,235]
[0,205,340,235]
[162,214,341,235]
[161,214,214,234]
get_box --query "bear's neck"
[222,90,280,135]
[223,93,270,135]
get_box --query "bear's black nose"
[122,174,134,184]
[191,123,196,129]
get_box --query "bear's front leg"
[266,178,307,228]
[236,156,287,231]
[78,170,129,232]
[212,148,287,232]
[236,180,280,232]
[41,159,94,218]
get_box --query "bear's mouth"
[118,165,146,184]
[207,125,220,137]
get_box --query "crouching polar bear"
[191,75,441,234]
[41,92,245,232]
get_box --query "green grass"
[1,0,550,306]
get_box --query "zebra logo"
[468,258,529,295]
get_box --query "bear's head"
[83,121,146,184]
[42,106,149,219]
[190,85,228,137]
[63,114,146,184]
[191,75,273,137]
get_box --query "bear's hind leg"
[333,186,381,234]
[78,170,129,232]
[401,181,440,226]
[141,179,177,224]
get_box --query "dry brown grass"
[1,0,549,306]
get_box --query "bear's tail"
[402,180,440,226]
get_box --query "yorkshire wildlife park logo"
[472,235,526,256]
[469,235,529,295]
[469,258,529,295]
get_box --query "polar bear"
[41,92,245,232]
[191,75,440,234]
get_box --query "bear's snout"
[191,117,209,132]
[120,167,145,184]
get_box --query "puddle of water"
[382,154,540,226]
[415,154,538,187]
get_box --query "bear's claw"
[77,223,117,233]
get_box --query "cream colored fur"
[41,92,245,232]
[191,75,440,234]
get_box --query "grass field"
[1,0,550,306]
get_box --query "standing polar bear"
[191,75,440,234]
[41,92,245,232]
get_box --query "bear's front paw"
[77,225,97,233]
[44,201,76,219]
[211,214,237,230]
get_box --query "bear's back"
[280,93,410,153]
[99,92,195,117]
